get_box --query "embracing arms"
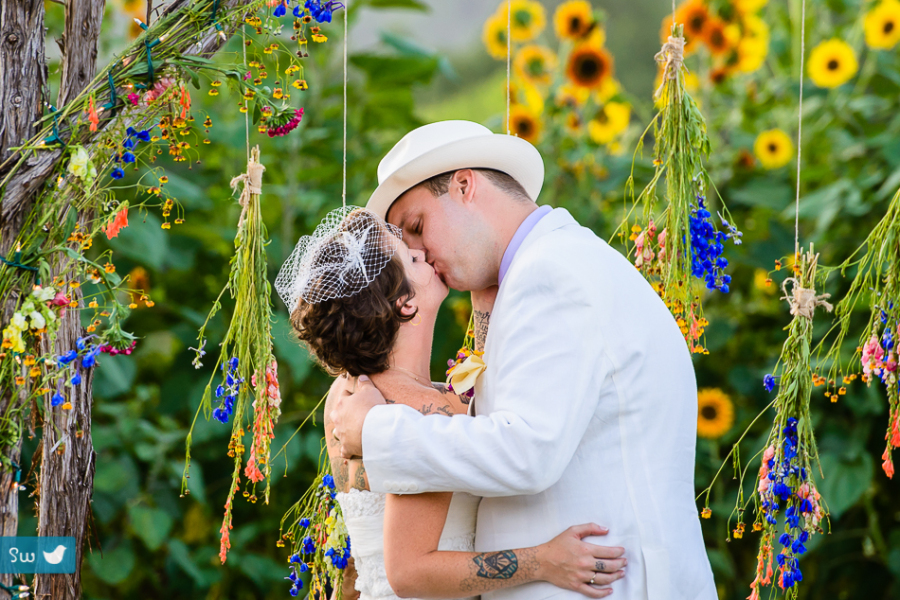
[382,493,625,600]
[332,257,606,497]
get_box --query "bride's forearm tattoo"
[474,310,490,352]
[473,550,518,579]
[458,547,539,593]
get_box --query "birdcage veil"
[275,206,403,312]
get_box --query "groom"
[331,120,716,600]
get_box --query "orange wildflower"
[104,206,129,239]
[179,84,192,119]
[88,96,100,132]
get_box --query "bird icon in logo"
[42,545,67,565]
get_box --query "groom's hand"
[332,375,386,458]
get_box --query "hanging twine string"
[653,35,684,100]
[342,1,348,208]
[781,276,832,320]
[242,24,250,164]
[793,0,807,257]
[231,146,265,229]
[505,0,511,133]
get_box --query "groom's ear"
[450,169,477,206]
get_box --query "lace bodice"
[335,489,480,600]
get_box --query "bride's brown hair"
[290,211,417,377]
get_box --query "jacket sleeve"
[362,251,609,497]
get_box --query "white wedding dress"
[335,489,480,600]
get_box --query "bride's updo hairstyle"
[288,209,417,378]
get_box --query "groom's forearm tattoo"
[432,383,451,394]
[474,310,490,352]
[352,463,367,491]
[473,550,518,579]
[330,455,350,491]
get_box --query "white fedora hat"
[365,120,545,220]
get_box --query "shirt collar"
[498,205,552,286]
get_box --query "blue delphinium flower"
[321,474,335,489]
[122,151,136,164]
[71,371,82,386]
[301,535,316,554]
[274,1,287,17]
[111,166,125,179]
[763,374,776,392]
[689,197,732,293]
[123,138,135,150]
[213,357,243,424]
[136,129,151,142]
[51,390,65,407]
[299,518,310,528]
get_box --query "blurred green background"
[21,0,900,598]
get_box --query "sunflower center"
[596,110,609,125]
[528,58,544,76]
[885,20,895,34]
[569,16,581,32]
[827,58,839,71]
[768,142,778,153]
[710,30,724,47]
[688,15,706,34]
[700,405,718,420]
[514,9,532,28]
[516,119,533,136]
[577,57,600,80]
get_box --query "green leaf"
[365,0,428,9]
[237,553,287,583]
[818,450,874,519]
[88,541,135,585]
[128,505,174,551]
[92,353,137,398]
[350,54,439,87]
[729,178,793,210]
[272,313,314,385]
[167,539,207,586]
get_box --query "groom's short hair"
[420,169,531,203]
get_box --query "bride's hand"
[536,523,626,598]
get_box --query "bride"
[277,207,624,600]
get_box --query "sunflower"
[587,101,630,144]
[566,43,614,89]
[732,0,767,14]
[677,0,711,49]
[753,129,793,169]
[514,45,557,86]
[595,77,620,102]
[742,13,770,42]
[702,18,739,55]
[483,13,510,60]
[697,388,734,439]
[497,0,546,43]
[555,82,590,108]
[564,111,583,136]
[864,0,900,50]
[736,37,768,72]
[508,104,542,143]
[554,0,594,40]
[807,39,858,89]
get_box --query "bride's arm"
[383,494,625,600]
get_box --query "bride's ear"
[396,297,417,318]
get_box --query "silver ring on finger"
[589,574,596,585]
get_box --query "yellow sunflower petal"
[554,0,594,40]
[696,388,735,439]
[753,129,794,169]
[807,38,858,89]
[864,0,900,50]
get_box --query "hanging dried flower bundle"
[822,186,900,478]
[181,148,283,565]
[617,24,741,354]
[700,249,831,599]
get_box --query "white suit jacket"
[361,208,716,600]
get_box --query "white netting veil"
[275,206,403,311]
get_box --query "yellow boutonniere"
[448,352,486,395]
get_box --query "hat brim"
[365,134,545,221]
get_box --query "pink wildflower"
[127,92,140,106]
